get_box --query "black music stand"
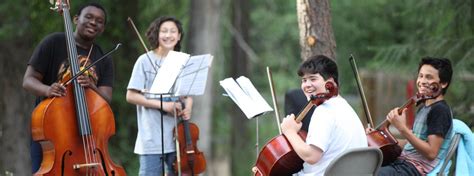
[146,52,213,175]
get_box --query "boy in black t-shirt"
[22,3,113,173]
[376,57,454,176]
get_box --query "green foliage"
[4,0,473,175]
[331,0,474,125]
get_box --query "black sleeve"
[94,45,114,88]
[29,33,58,74]
[97,55,114,87]
[426,101,452,138]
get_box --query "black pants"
[378,159,421,176]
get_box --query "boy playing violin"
[375,57,453,176]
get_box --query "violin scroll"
[309,81,338,106]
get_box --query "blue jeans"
[139,153,177,176]
[378,159,421,176]
[31,138,42,173]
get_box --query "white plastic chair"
[324,147,383,176]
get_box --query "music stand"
[146,51,213,175]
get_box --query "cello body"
[31,1,125,175]
[254,131,307,176]
[366,127,402,166]
[173,120,206,175]
[32,84,126,175]
[253,82,338,176]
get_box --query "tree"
[296,0,336,60]
[0,1,59,175]
[186,0,222,175]
[229,0,252,175]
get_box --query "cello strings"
[63,6,94,174]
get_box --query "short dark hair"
[418,57,453,95]
[146,16,184,51]
[297,55,339,86]
[76,2,107,25]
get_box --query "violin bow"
[127,17,158,73]
[266,67,282,134]
[349,54,375,128]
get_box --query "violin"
[253,82,338,176]
[349,54,442,166]
[173,100,206,175]
[367,83,441,165]
[31,1,125,175]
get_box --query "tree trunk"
[296,0,337,60]
[230,0,251,175]
[186,0,223,175]
[0,34,33,176]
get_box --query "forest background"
[1,0,473,175]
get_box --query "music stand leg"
[160,94,165,176]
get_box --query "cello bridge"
[73,163,100,170]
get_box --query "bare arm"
[399,129,444,160]
[23,65,66,97]
[126,89,181,116]
[285,131,323,164]
[180,96,193,120]
[281,114,323,164]
[388,108,444,160]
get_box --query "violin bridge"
[186,150,195,154]
[73,163,101,170]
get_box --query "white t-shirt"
[297,95,368,176]
[127,51,178,155]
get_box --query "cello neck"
[294,100,313,123]
[375,95,416,130]
[57,2,91,135]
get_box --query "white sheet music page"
[219,76,273,119]
[174,54,213,96]
[236,76,273,114]
[149,51,190,94]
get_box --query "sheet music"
[236,76,273,112]
[149,51,190,94]
[220,76,273,119]
[174,54,214,96]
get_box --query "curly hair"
[145,16,184,51]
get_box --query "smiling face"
[158,21,181,51]
[300,73,332,99]
[417,64,447,94]
[74,6,105,41]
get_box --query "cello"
[31,1,126,175]
[349,55,441,165]
[173,100,206,175]
[366,83,441,165]
[253,82,338,176]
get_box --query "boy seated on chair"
[254,55,368,176]
[373,57,454,176]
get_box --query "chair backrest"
[428,118,468,176]
[324,147,383,176]
[435,133,461,176]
